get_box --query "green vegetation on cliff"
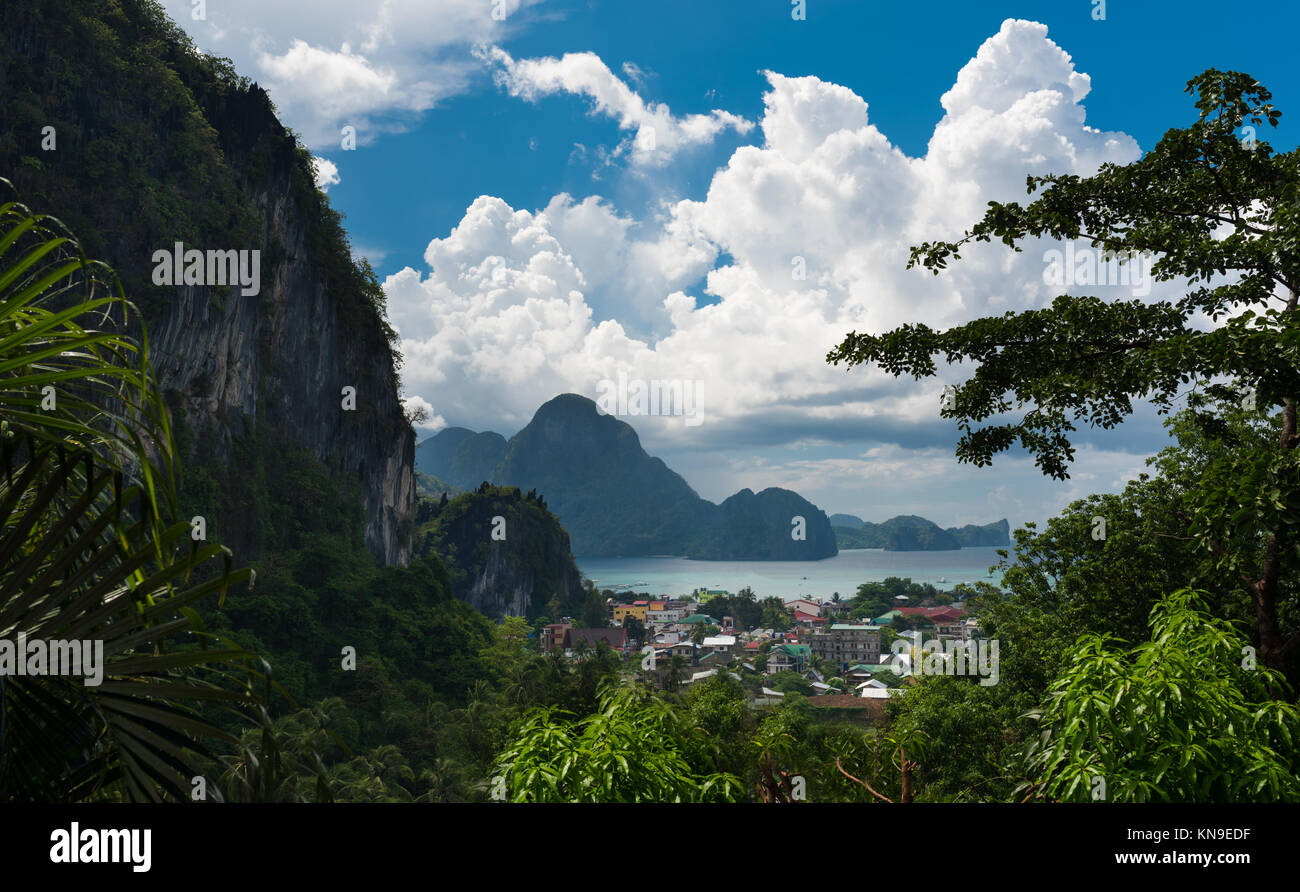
[415,484,586,621]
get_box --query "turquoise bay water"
[576,547,1010,601]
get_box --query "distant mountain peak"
[416,394,837,560]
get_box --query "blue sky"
[168,0,1299,529]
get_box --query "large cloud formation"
[386,19,1145,457]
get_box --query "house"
[844,663,897,685]
[688,668,741,684]
[612,602,648,624]
[678,614,716,627]
[793,610,827,628]
[565,627,628,655]
[647,604,687,626]
[810,624,882,673]
[934,618,967,639]
[664,642,697,660]
[857,680,898,699]
[856,678,903,698]
[701,635,737,656]
[787,598,822,616]
[766,643,811,674]
[541,623,571,654]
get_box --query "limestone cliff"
[0,0,414,564]
[416,484,586,621]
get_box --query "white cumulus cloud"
[310,155,341,191]
[479,46,755,167]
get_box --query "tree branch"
[835,756,893,803]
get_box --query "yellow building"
[612,603,649,624]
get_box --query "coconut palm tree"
[0,184,271,801]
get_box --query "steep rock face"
[416,484,586,621]
[150,140,415,565]
[0,1,414,565]
[464,546,534,621]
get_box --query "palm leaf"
[0,180,285,802]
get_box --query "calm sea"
[576,547,1011,601]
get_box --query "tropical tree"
[827,70,1300,689]
[0,184,271,802]
[1019,589,1300,802]
[752,698,809,802]
[493,682,742,802]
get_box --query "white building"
[701,635,737,656]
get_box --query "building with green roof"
[846,663,896,675]
[680,614,716,625]
[767,643,811,674]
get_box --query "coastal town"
[540,587,987,712]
